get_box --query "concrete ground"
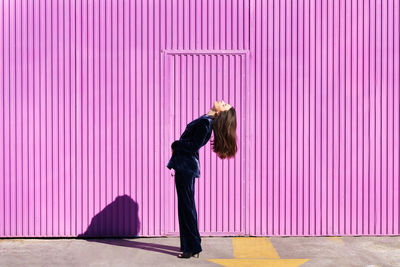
[0,236,399,267]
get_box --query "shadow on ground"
[77,194,179,257]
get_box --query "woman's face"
[212,100,232,112]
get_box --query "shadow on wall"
[78,194,180,256]
[78,195,141,237]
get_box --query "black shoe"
[177,251,201,258]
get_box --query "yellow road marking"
[232,237,280,259]
[208,259,310,267]
[207,237,309,267]
[327,236,344,245]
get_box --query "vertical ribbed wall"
[0,0,167,237]
[248,0,400,235]
[1,0,399,237]
[0,0,250,237]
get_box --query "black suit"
[167,114,214,178]
[166,114,214,253]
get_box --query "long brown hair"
[210,107,238,159]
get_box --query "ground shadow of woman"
[78,194,179,256]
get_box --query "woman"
[167,100,238,259]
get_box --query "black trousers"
[174,171,202,253]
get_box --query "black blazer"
[167,114,214,178]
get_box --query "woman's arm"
[171,120,210,154]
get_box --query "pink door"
[162,50,249,236]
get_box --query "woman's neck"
[206,110,218,117]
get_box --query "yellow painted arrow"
[207,237,309,267]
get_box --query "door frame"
[160,49,251,236]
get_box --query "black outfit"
[166,114,214,253]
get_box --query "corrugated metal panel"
[1,0,399,238]
[0,0,164,237]
[0,0,250,237]
[248,0,400,235]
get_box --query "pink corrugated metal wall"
[247,0,400,235]
[0,0,399,237]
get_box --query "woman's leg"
[174,171,202,253]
